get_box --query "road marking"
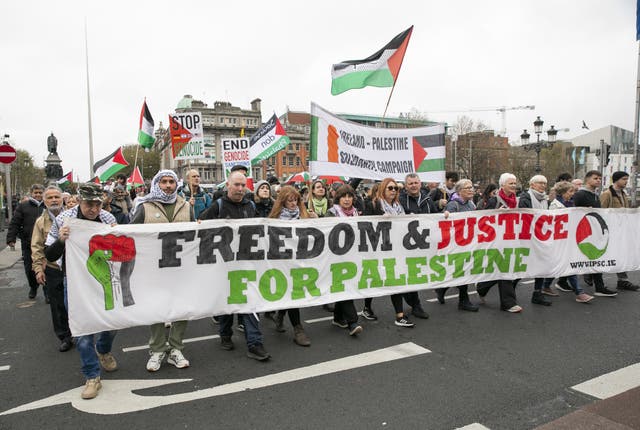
[456,424,491,430]
[571,362,640,399]
[426,291,478,303]
[1,342,430,415]
[0,365,10,371]
[520,280,534,285]
[123,334,220,352]
[305,311,364,324]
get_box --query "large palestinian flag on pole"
[93,147,129,181]
[309,102,445,182]
[138,100,155,149]
[248,114,290,164]
[331,26,413,96]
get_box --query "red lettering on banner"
[497,213,519,240]
[453,218,476,246]
[477,215,496,243]
[437,220,453,249]
[553,214,569,239]
[518,213,534,240]
[534,215,553,240]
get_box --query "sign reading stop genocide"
[0,144,16,164]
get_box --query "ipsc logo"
[576,212,609,260]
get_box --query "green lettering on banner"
[448,252,472,278]
[383,258,406,286]
[358,259,383,289]
[259,269,288,301]
[227,270,256,304]
[485,249,513,273]
[330,262,358,293]
[406,257,428,284]
[429,255,446,282]
[290,267,321,300]
[470,250,486,275]
[513,247,530,272]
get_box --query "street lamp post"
[521,116,558,173]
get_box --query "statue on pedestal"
[47,133,58,154]
[45,133,63,182]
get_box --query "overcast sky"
[0,0,636,180]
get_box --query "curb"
[0,241,22,270]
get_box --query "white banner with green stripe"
[309,102,445,182]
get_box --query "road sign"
[0,144,17,164]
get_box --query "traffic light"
[605,144,611,163]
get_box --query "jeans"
[219,314,263,348]
[543,275,583,295]
[77,331,117,379]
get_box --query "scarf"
[29,197,43,207]
[331,204,358,217]
[529,189,548,209]
[450,192,465,204]
[132,170,178,215]
[380,199,405,215]
[498,188,517,208]
[556,195,574,208]
[279,207,300,220]
[309,197,328,216]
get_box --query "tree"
[120,145,161,181]
[10,149,46,196]
[448,115,490,142]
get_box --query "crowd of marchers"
[7,164,637,400]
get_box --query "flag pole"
[382,28,412,120]
[85,18,95,178]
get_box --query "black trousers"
[476,280,517,310]
[334,300,358,324]
[21,243,38,289]
[45,267,71,341]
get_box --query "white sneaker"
[167,349,190,369]
[146,351,166,372]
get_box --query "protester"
[437,179,479,312]
[307,180,330,217]
[65,194,78,210]
[131,170,194,372]
[179,169,212,219]
[45,183,118,400]
[30,185,73,351]
[268,186,314,346]
[475,173,522,313]
[7,184,45,299]
[111,184,131,218]
[429,171,458,211]
[599,171,639,291]
[363,177,415,327]
[254,180,275,217]
[102,190,129,224]
[326,184,363,336]
[573,170,617,297]
[476,183,498,210]
[199,171,270,361]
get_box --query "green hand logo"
[87,235,136,310]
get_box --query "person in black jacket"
[199,171,270,361]
[7,184,45,299]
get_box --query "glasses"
[461,186,474,190]
[386,186,399,191]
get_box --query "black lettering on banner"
[267,226,293,259]
[403,220,430,250]
[197,227,234,264]
[357,221,392,252]
[296,227,325,259]
[236,225,265,260]
[328,223,355,255]
[158,231,196,268]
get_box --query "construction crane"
[426,105,535,137]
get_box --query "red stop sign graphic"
[0,144,16,164]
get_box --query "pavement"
[0,238,21,270]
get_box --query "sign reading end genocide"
[64,208,640,336]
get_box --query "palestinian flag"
[138,100,155,149]
[56,171,73,188]
[331,26,413,96]
[126,166,144,189]
[248,114,290,164]
[93,147,129,181]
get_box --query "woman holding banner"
[326,185,364,336]
[268,186,315,346]
[362,177,415,328]
[307,180,330,217]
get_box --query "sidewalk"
[0,240,22,270]
[535,386,640,429]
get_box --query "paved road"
[0,258,639,429]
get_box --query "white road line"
[122,335,220,352]
[0,365,10,371]
[305,311,364,324]
[456,424,491,430]
[520,280,534,285]
[2,342,431,415]
[571,362,640,399]
[426,291,478,303]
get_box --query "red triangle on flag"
[127,166,144,188]
[112,148,129,166]
[274,117,286,136]
[386,26,413,81]
[412,137,427,172]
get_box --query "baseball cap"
[78,183,104,202]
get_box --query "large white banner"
[309,102,446,182]
[66,208,640,335]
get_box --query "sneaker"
[594,287,617,297]
[237,323,245,333]
[531,291,552,306]
[555,280,573,292]
[81,377,102,400]
[505,305,523,313]
[211,316,220,324]
[575,293,594,303]
[164,322,172,328]
[394,316,415,327]
[411,305,430,319]
[59,337,74,352]
[97,352,118,372]
[332,319,348,329]
[247,344,270,361]
[28,286,37,299]
[361,307,378,321]
[220,336,234,351]
[583,275,594,287]
[541,287,559,297]
[146,351,166,372]
[617,280,639,291]
[348,324,363,336]
[167,349,190,369]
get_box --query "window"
[289,156,294,166]
[296,157,300,166]
[295,143,300,151]
[282,156,286,166]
